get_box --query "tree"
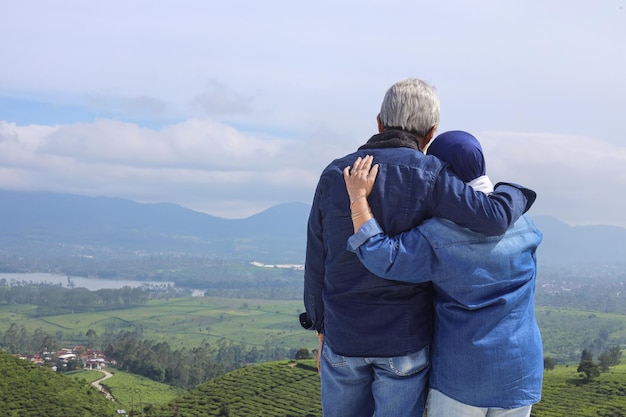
[543,356,556,371]
[598,351,612,372]
[86,329,98,348]
[40,334,60,354]
[608,345,622,366]
[578,360,600,380]
[1,323,20,353]
[295,348,311,360]
[577,349,600,381]
[598,345,623,371]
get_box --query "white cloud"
[0,118,339,217]
[192,81,255,116]
[479,131,626,227]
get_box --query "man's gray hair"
[378,78,440,137]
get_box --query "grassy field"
[532,363,626,416]
[135,360,626,417]
[0,296,318,352]
[101,369,185,411]
[67,369,184,411]
[2,298,625,362]
[66,369,106,384]
[535,307,626,361]
[151,359,322,417]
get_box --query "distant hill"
[531,215,626,265]
[0,189,310,263]
[1,189,625,266]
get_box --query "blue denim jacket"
[347,215,543,407]
[303,134,534,357]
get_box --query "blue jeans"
[426,389,533,417]
[320,340,430,417]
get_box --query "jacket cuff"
[494,182,537,213]
[347,218,384,251]
[299,312,314,330]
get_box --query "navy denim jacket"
[303,135,534,357]
[348,215,543,407]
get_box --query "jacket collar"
[359,129,421,151]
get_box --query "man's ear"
[377,115,384,133]
[419,125,438,153]
[425,125,438,142]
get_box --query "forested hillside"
[0,351,119,417]
[139,359,626,417]
[2,351,625,416]
[150,360,321,417]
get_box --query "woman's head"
[426,130,486,183]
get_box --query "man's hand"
[317,332,324,373]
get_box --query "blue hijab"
[426,130,486,182]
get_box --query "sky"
[1,1,625,228]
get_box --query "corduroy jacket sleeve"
[302,182,325,332]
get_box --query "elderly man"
[301,78,536,417]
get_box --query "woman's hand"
[344,155,379,232]
[343,155,379,202]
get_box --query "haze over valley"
[1,189,625,308]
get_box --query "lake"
[0,272,175,292]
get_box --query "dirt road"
[91,370,114,400]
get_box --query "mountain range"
[1,189,625,266]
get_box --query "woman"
[343,131,543,417]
